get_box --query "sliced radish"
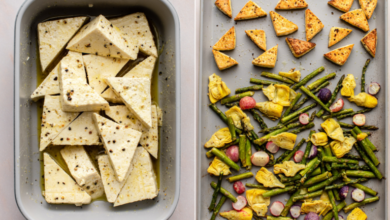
[239,97,256,110]
[351,188,365,202]
[339,186,349,200]
[330,98,344,113]
[290,205,301,218]
[233,181,245,194]
[226,145,239,162]
[304,212,319,220]
[353,114,366,126]
[308,145,318,159]
[270,201,284,216]
[294,151,304,163]
[266,141,279,154]
[232,195,247,211]
[332,215,345,220]
[251,151,269,167]
[299,113,310,125]
[367,82,380,95]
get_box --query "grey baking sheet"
[197,0,387,219]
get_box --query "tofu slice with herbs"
[40,95,79,151]
[31,63,60,101]
[110,12,157,57]
[83,54,129,95]
[60,145,104,199]
[105,77,152,128]
[93,114,142,182]
[114,147,158,207]
[67,15,138,60]
[101,56,156,102]
[97,155,126,203]
[59,51,109,112]
[52,112,101,145]
[38,17,87,73]
[105,105,159,158]
[43,153,91,206]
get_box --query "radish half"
[294,151,304,163]
[270,201,284,216]
[351,188,365,202]
[353,114,366,126]
[330,98,344,113]
[251,151,269,166]
[233,181,245,194]
[266,141,279,153]
[232,196,247,211]
[299,113,310,125]
[290,205,301,218]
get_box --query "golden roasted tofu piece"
[270,11,298,36]
[207,157,231,176]
[348,93,378,108]
[321,118,345,142]
[234,1,267,21]
[275,0,308,10]
[286,38,316,58]
[340,9,369,32]
[324,44,354,66]
[359,0,377,19]
[255,101,284,120]
[208,73,231,103]
[213,26,236,51]
[305,9,324,41]
[245,29,266,51]
[255,167,285,188]
[215,0,232,18]
[274,161,306,177]
[329,27,353,47]
[269,132,297,150]
[330,136,357,158]
[341,74,356,97]
[204,127,232,148]
[212,50,238,70]
[311,132,329,146]
[328,0,354,13]
[252,45,278,68]
[361,28,377,57]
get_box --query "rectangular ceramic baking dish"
[14,0,180,219]
[197,0,388,219]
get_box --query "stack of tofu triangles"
[32,13,161,207]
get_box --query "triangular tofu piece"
[285,38,316,58]
[105,78,152,128]
[245,30,266,50]
[97,155,127,203]
[275,0,308,10]
[52,112,101,145]
[83,54,129,95]
[234,1,267,21]
[252,45,278,68]
[328,27,353,47]
[114,147,158,207]
[215,0,232,18]
[340,9,370,32]
[328,0,354,12]
[60,146,104,199]
[359,0,377,19]
[305,9,324,41]
[31,63,60,101]
[213,26,236,51]
[110,13,157,57]
[93,114,142,182]
[59,51,109,112]
[270,11,298,36]
[67,15,138,60]
[212,50,238,70]
[324,44,354,66]
[361,28,377,57]
[38,17,87,73]
[43,153,91,206]
[40,95,79,151]
[106,105,159,158]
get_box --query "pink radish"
[233,181,245,194]
[294,150,304,163]
[232,196,247,211]
[239,97,256,110]
[290,205,301,218]
[270,201,284,216]
[304,212,319,220]
[299,113,310,125]
[353,114,366,126]
[226,145,239,162]
[266,141,279,153]
[330,98,344,113]
[251,151,269,166]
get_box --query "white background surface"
[0,0,198,219]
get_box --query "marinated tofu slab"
[31,63,61,101]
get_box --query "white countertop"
[0,0,197,219]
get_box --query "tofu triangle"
[67,15,139,60]
[92,114,142,182]
[215,0,232,18]
[324,44,354,66]
[105,77,152,128]
[213,26,236,51]
[52,112,101,145]
[270,11,298,36]
[234,1,267,21]
[252,45,278,68]
[38,17,87,73]
[328,0,354,12]
[305,9,324,41]
[83,54,129,95]
[212,50,238,71]
[361,28,377,57]
[40,95,79,151]
[359,0,377,19]
[31,63,60,101]
[114,147,158,207]
[245,30,266,51]
[43,153,91,206]
[286,38,316,58]
[59,51,109,112]
[275,0,308,10]
[328,27,353,47]
[340,9,370,32]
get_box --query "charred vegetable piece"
[361,59,370,93]
[210,195,227,220]
[209,172,223,211]
[239,135,247,168]
[352,142,383,179]
[227,117,237,141]
[250,109,268,129]
[291,66,325,91]
[351,130,380,166]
